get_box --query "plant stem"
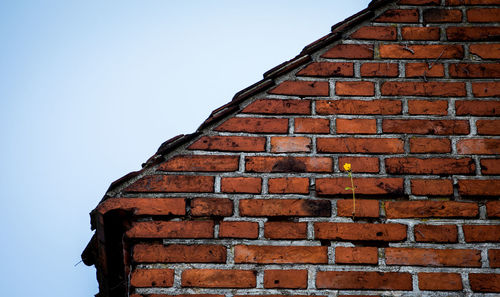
[349,172,356,218]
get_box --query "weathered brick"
[414,225,458,243]
[219,221,259,239]
[423,8,462,22]
[317,137,404,153]
[469,274,500,293]
[316,271,412,290]
[405,62,444,77]
[315,222,407,241]
[337,199,380,218]
[381,81,466,96]
[459,179,500,196]
[410,138,451,153]
[470,44,500,59]
[456,100,500,116]
[322,44,374,59]
[399,0,440,4]
[181,269,256,288]
[375,9,419,23]
[271,136,311,152]
[221,177,261,194]
[316,99,401,115]
[269,80,329,97]
[336,81,375,96]
[489,250,500,267]
[411,179,454,196]
[383,119,469,135]
[133,243,226,263]
[264,222,307,239]
[189,135,265,152]
[418,273,463,291]
[268,177,309,194]
[386,248,481,267]
[351,26,397,40]
[450,63,500,78]
[96,197,186,216]
[473,82,500,97]
[241,99,311,114]
[245,156,332,173]
[385,157,475,175]
[379,44,463,59]
[338,156,379,173]
[297,62,354,77]
[335,247,378,264]
[126,221,214,238]
[360,62,398,77]
[215,117,288,134]
[131,269,174,287]
[386,201,478,218]
[447,26,500,41]
[447,0,500,4]
[402,27,440,40]
[477,120,500,136]
[191,198,233,217]
[317,177,404,196]
[336,118,377,134]
[235,245,328,264]
[264,270,308,289]
[487,201,500,217]
[159,155,239,172]
[408,99,448,115]
[467,8,500,22]
[125,175,214,193]
[239,199,331,217]
[457,139,500,155]
[463,225,500,242]
[294,117,330,133]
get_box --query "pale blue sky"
[0,1,370,296]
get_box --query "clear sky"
[0,1,370,296]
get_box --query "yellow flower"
[343,163,351,171]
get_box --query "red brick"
[239,199,331,217]
[386,201,478,218]
[335,247,378,264]
[149,295,223,297]
[182,269,256,288]
[470,44,500,59]
[322,44,374,59]
[337,199,379,218]
[469,274,500,293]
[487,201,500,218]
[463,225,500,242]
[459,179,500,196]
[410,138,451,153]
[336,118,377,134]
[477,120,500,135]
[271,136,311,152]
[423,8,462,22]
[315,222,407,241]
[381,81,466,96]
[418,273,463,291]
[221,177,261,194]
[294,118,330,133]
[131,269,174,287]
[489,250,500,267]
[268,177,309,194]
[191,198,233,216]
[317,177,404,196]
[380,44,463,59]
[456,100,500,116]
[316,99,401,115]
[96,198,186,216]
[241,99,311,114]
[316,271,412,290]
[338,156,379,173]
[245,156,332,173]
[408,100,448,115]
[473,82,500,97]
[399,0,440,4]
[375,9,419,23]
[383,119,469,134]
[125,175,214,193]
[360,62,398,77]
[235,245,327,264]
[159,155,239,172]
[482,159,500,175]
[264,270,308,289]
[215,117,288,134]
[351,26,397,40]
[219,221,258,239]
[468,8,500,22]
[457,139,500,155]
[447,0,500,4]
[269,80,329,97]
[126,221,214,238]
[411,179,454,196]
[317,137,404,153]
[189,135,266,152]
[264,222,307,239]
[386,248,481,267]
[133,243,226,263]
[405,62,444,77]
[297,62,354,77]
[450,63,500,78]
[402,27,440,40]
[385,157,475,175]
[336,81,374,96]
[447,26,500,41]
[414,225,458,243]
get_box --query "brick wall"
[85,0,500,296]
